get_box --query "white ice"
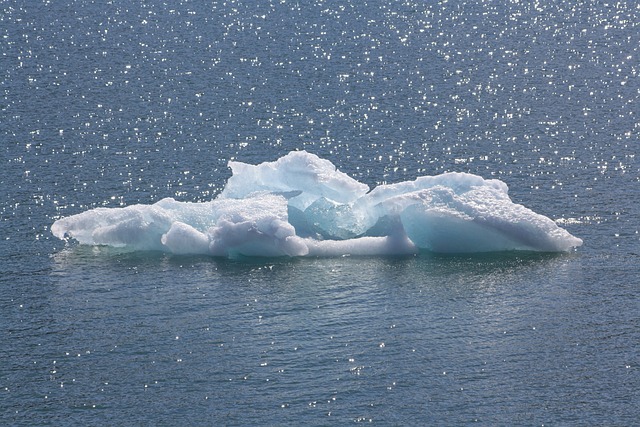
[51,151,583,257]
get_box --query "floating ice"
[52,194,308,258]
[220,150,370,210]
[52,151,583,257]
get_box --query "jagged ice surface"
[52,151,583,257]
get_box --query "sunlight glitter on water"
[2,0,639,425]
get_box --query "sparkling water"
[1,0,638,424]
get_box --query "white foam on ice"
[52,151,583,257]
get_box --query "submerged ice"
[51,151,583,257]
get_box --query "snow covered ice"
[51,151,583,258]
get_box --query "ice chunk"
[219,150,370,210]
[51,203,174,251]
[302,197,369,239]
[304,234,417,257]
[52,151,582,257]
[362,172,509,208]
[397,186,582,252]
[52,193,309,257]
[206,195,307,257]
[161,222,210,255]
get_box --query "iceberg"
[51,151,583,258]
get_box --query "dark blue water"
[1,0,638,424]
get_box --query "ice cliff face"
[52,151,583,258]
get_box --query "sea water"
[1,0,638,425]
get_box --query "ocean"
[1,0,638,424]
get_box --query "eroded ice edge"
[52,151,583,258]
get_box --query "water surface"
[1,0,638,424]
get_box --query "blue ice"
[52,151,583,257]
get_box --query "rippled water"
[1,0,638,424]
